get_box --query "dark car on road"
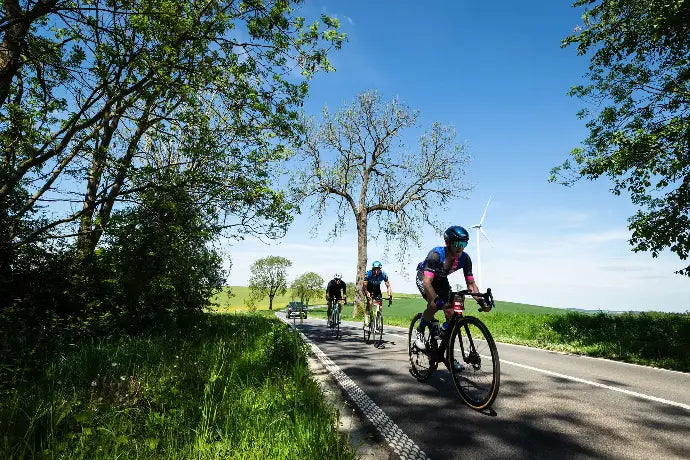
[286,301,307,318]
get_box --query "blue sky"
[223,1,689,313]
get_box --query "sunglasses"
[451,240,467,249]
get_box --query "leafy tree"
[0,0,345,254]
[294,90,470,315]
[345,281,356,304]
[552,0,690,275]
[100,172,226,323]
[249,256,292,310]
[290,272,324,306]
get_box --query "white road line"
[501,359,690,411]
[383,326,690,412]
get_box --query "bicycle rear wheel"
[375,311,383,345]
[408,313,436,381]
[448,315,500,410]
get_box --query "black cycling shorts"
[365,284,383,298]
[416,271,451,304]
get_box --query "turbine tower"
[469,197,493,290]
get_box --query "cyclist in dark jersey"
[362,260,392,326]
[414,225,487,350]
[326,273,347,326]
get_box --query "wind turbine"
[469,197,493,290]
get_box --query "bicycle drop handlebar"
[372,295,393,307]
[452,288,495,312]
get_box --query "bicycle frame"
[329,297,344,338]
[430,290,493,365]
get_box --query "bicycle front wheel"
[334,309,340,339]
[375,311,383,345]
[448,315,500,410]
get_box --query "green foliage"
[248,256,293,310]
[0,0,346,329]
[0,314,355,459]
[553,0,690,275]
[482,310,690,371]
[0,0,345,251]
[290,272,325,306]
[99,174,225,324]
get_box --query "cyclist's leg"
[364,288,373,325]
[337,298,343,322]
[327,298,333,324]
[414,272,435,332]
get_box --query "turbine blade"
[479,197,492,225]
[480,228,494,247]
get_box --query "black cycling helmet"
[443,226,469,247]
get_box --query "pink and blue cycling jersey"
[417,246,474,283]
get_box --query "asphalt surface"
[281,312,690,460]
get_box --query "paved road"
[281,312,690,460]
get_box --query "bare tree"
[294,90,471,316]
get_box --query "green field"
[211,286,309,312]
[213,286,570,315]
[299,293,571,321]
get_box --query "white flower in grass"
[111,362,117,367]
[91,380,97,387]
[120,375,126,381]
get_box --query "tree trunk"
[269,294,274,310]
[76,114,119,260]
[353,211,368,317]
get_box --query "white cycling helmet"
[334,273,342,280]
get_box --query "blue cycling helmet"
[443,226,469,247]
[371,260,382,269]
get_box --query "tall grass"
[308,298,690,372]
[0,314,355,459]
[481,311,690,371]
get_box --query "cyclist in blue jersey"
[362,260,392,326]
[413,226,488,351]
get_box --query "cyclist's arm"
[462,254,480,295]
[362,279,371,298]
[384,280,392,298]
[466,277,479,294]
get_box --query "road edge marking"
[287,321,430,460]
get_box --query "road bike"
[363,296,392,345]
[408,289,500,410]
[328,297,344,339]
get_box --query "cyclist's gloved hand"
[477,298,491,312]
[434,297,445,309]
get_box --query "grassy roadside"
[0,313,355,459]
[306,296,690,372]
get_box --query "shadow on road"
[286,314,690,460]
